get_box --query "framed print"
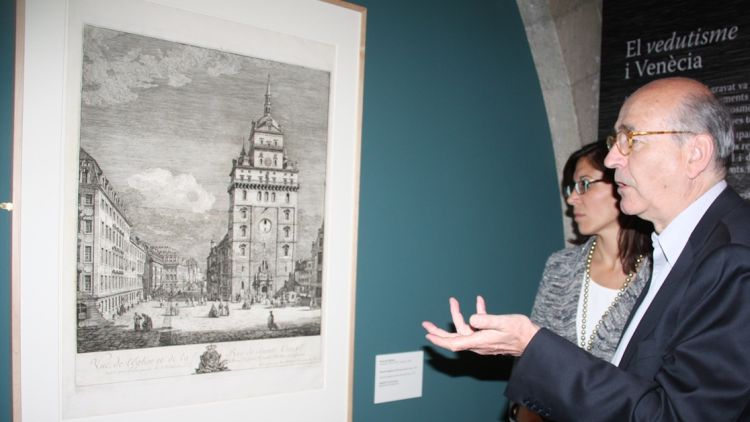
[13,0,365,420]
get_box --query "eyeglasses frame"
[605,129,694,156]
[564,179,605,198]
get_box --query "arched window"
[285,193,290,203]
[282,244,290,256]
[283,226,290,237]
[284,209,291,220]
[240,207,247,219]
[242,190,248,200]
[271,192,276,202]
[240,225,247,237]
[264,192,269,201]
[257,191,262,201]
[240,244,247,256]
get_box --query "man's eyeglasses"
[564,179,605,198]
[605,130,693,156]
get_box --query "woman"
[511,141,653,422]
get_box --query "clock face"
[259,218,272,233]
[264,157,273,166]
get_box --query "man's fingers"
[421,320,439,332]
[422,321,458,338]
[469,313,519,330]
[425,332,475,352]
[476,295,487,314]
[425,329,510,354]
[449,297,474,335]
[468,313,497,330]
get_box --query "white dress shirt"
[611,180,727,366]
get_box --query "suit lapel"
[618,244,693,368]
[618,187,740,369]
[619,261,652,343]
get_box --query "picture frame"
[12,0,365,420]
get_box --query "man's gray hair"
[673,91,735,170]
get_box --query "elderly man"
[423,77,750,421]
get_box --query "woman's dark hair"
[561,141,653,274]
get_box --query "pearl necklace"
[579,239,643,351]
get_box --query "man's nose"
[604,146,625,169]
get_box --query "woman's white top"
[576,273,620,347]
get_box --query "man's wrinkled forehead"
[614,92,644,131]
[615,85,675,130]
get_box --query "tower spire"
[264,74,272,116]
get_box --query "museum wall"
[0,0,565,421]
[352,0,562,420]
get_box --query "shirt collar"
[653,180,727,265]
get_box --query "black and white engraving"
[74,26,329,377]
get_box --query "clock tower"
[224,76,299,301]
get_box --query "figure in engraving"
[267,311,279,331]
[133,313,142,331]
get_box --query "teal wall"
[352,0,562,421]
[1,0,14,421]
[0,1,564,421]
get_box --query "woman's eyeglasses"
[564,179,604,198]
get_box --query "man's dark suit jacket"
[505,186,750,421]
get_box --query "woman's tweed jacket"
[529,237,652,361]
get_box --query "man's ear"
[685,134,715,179]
